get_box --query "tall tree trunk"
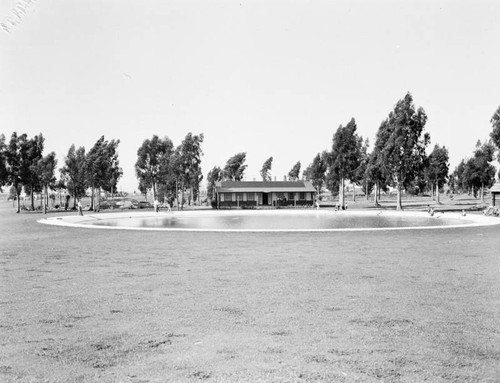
[44,186,48,214]
[374,181,379,206]
[90,187,94,211]
[365,181,369,201]
[396,183,403,211]
[30,186,35,211]
[481,183,484,202]
[16,189,21,213]
[152,180,157,201]
[436,181,440,204]
[352,184,356,202]
[176,180,179,211]
[431,183,434,201]
[181,184,185,210]
[97,187,101,212]
[338,177,345,208]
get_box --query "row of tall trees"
[300,93,437,210]
[134,132,204,209]
[304,96,500,209]
[0,132,57,213]
[449,140,496,200]
[204,94,447,210]
[0,132,122,213]
[3,100,498,212]
[60,136,122,211]
[447,106,500,200]
[206,154,305,201]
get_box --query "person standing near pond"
[77,199,83,216]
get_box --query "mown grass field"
[1,195,499,382]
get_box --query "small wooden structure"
[490,182,500,206]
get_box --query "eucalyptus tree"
[5,132,27,213]
[327,118,363,207]
[207,166,223,201]
[60,144,87,208]
[260,156,273,181]
[86,136,121,211]
[0,134,8,192]
[223,152,247,181]
[368,119,393,205]
[490,105,500,177]
[379,93,430,210]
[135,135,174,201]
[37,152,57,213]
[288,161,301,181]
[23,133,44,210]
[470,140,496,200]
[176,132,204,206]
[101,140,122,199]
[451,159,468,194]
[305,152,327,197]
[86,136,105,211]
[427,144,449,204]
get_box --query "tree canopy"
[207,166,223,201]
[304,152,327,196]
[0,134,8,191]
[223,152,247,181]
[426,144,449,203]
[327,118,363,206]
[260,157,273,181]
[135,135,173,200]
[378,93,430,210]
[60,144,87,205]
[288,161,301,181]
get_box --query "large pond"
[39,210,500,232]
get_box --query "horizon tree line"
[134,132,204,210]
[206,93,500,210]
[2,94,500,212]
[0,133,122,213]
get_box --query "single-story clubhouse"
[214,181,317,208]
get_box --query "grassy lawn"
[1,196,499,382]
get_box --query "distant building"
[215,181,316,208]
[490,182,500,206]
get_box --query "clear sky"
[1,0,499,192]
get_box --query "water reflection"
[89,213,469,230]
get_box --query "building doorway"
[262,193,269,205]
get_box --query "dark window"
[277,192,284,198]
[299,192,306,199]
[288,192,295,200]
[247,192,254,201]
[225,193,232,201]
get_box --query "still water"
[86,211,470,231]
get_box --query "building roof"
[490,182,500,193]
[215,181,316,193]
